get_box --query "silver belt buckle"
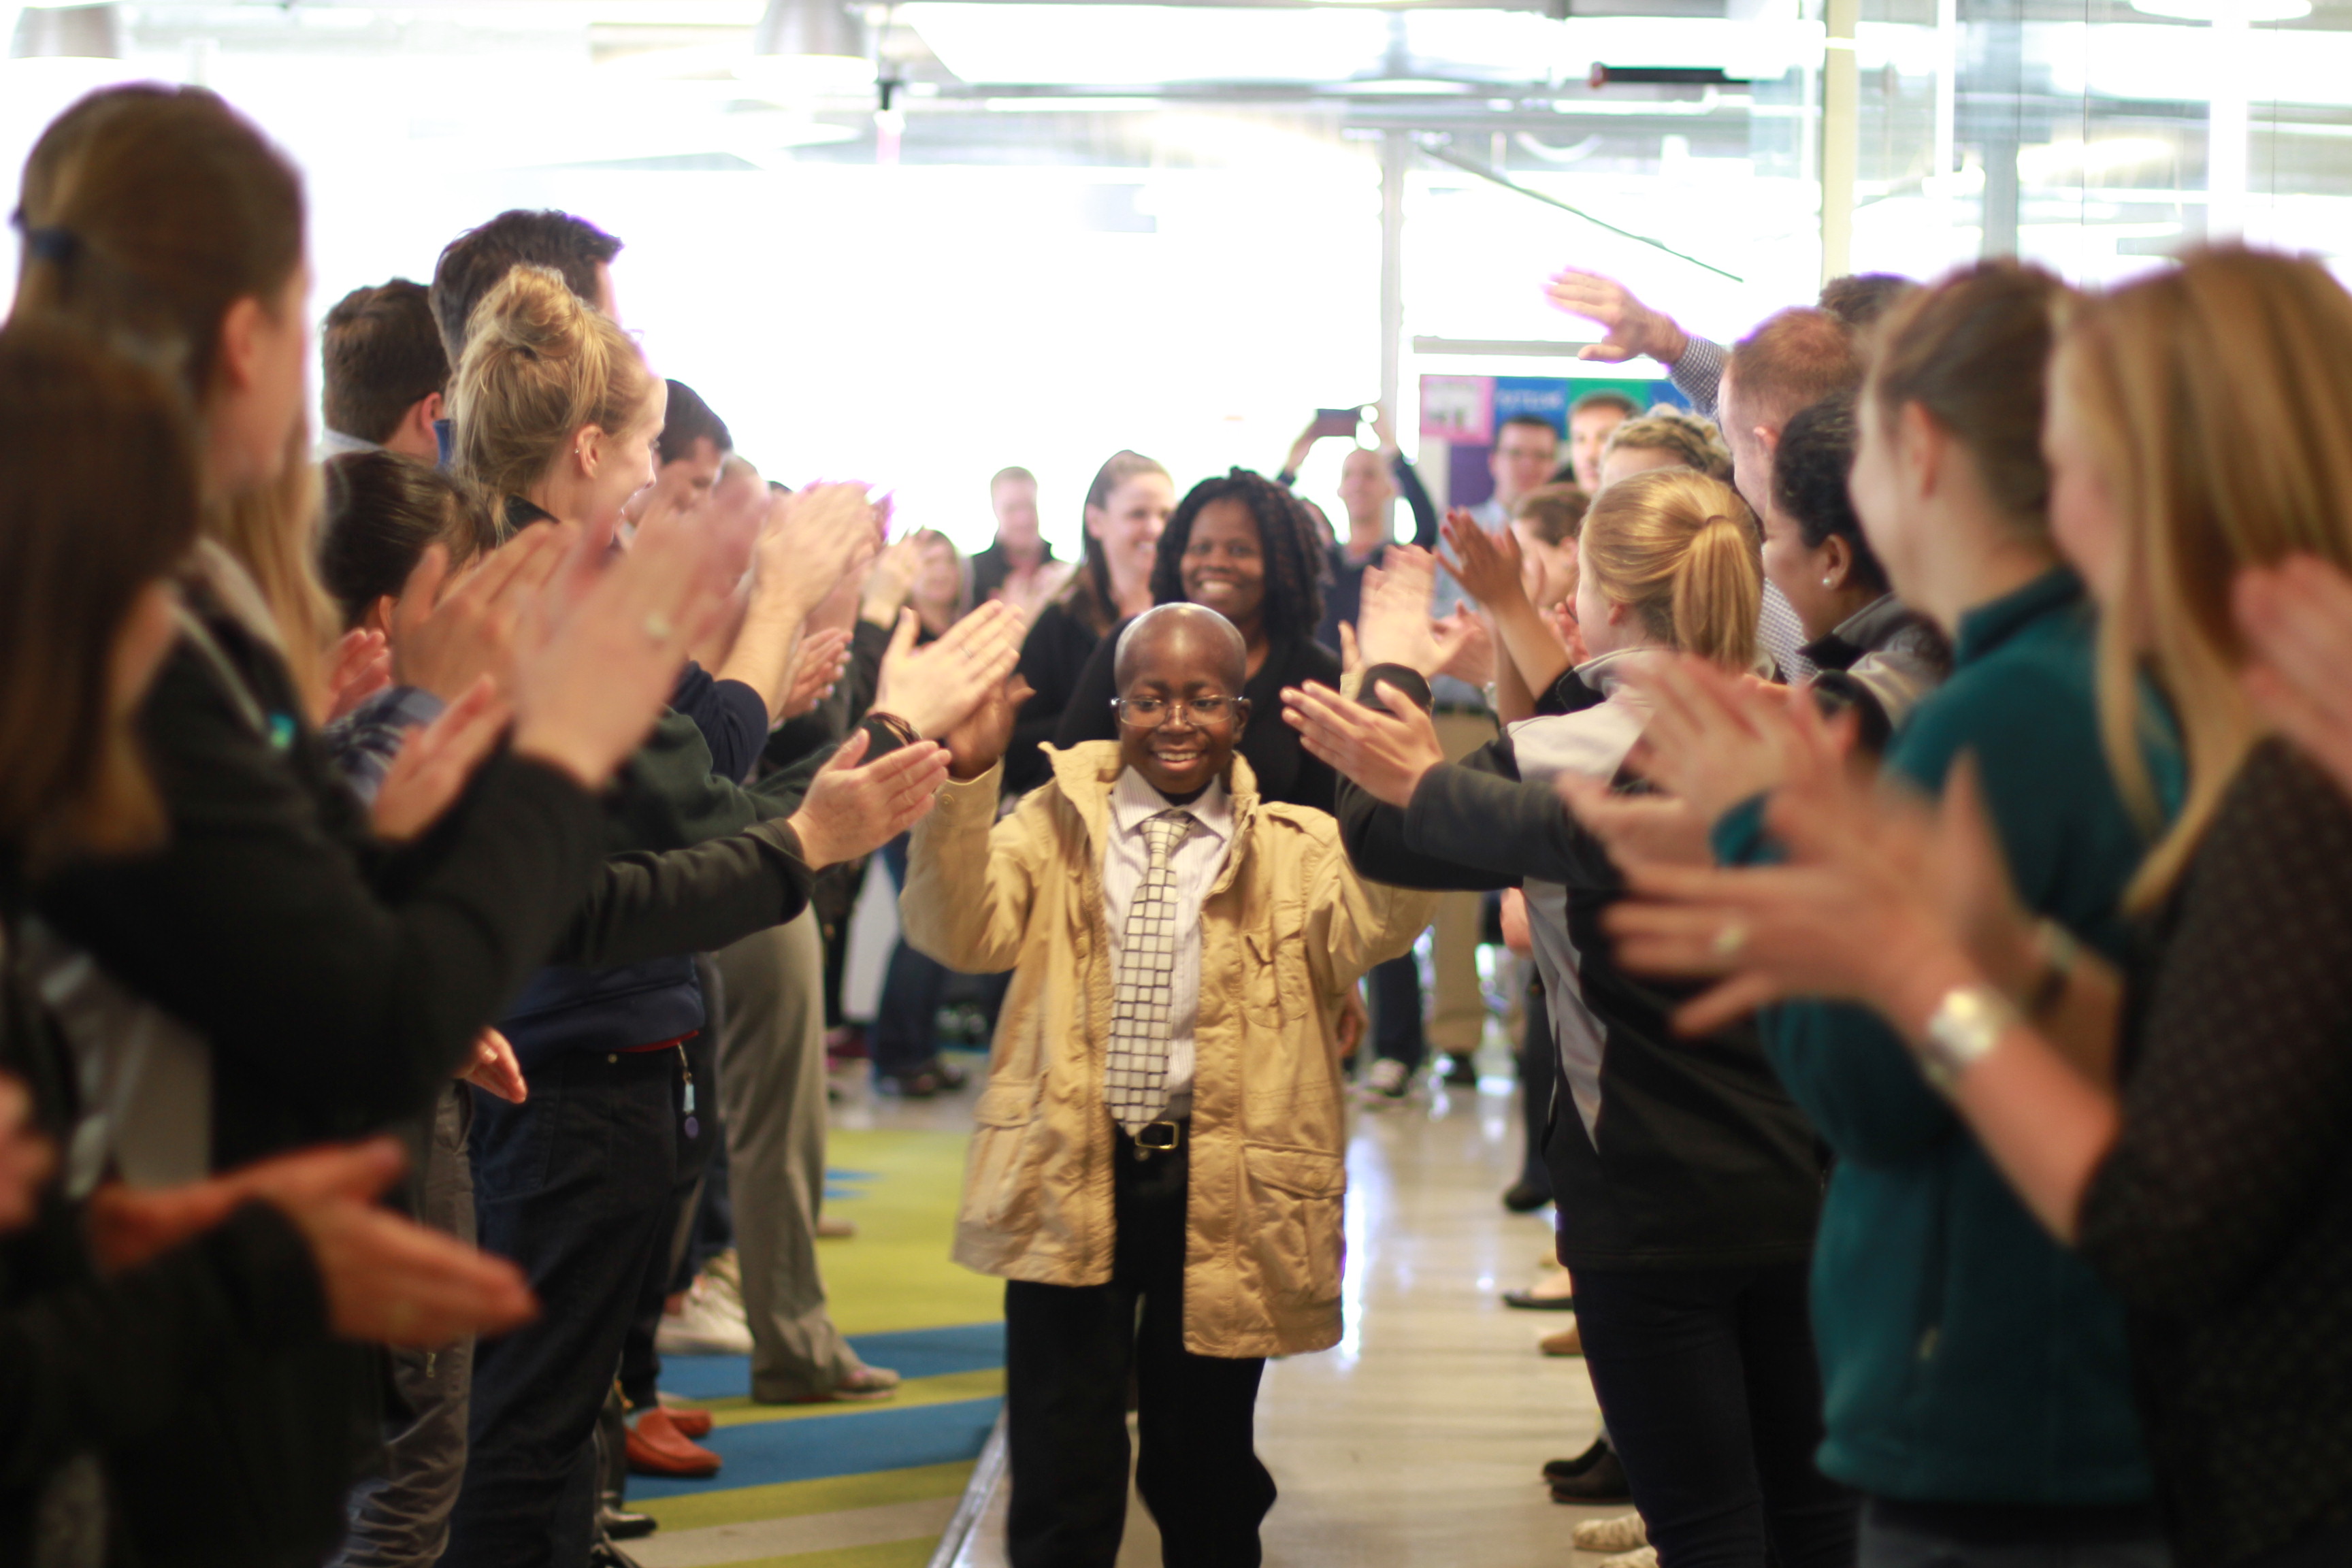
[1134,1120,1183,1157]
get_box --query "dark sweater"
[1007,597,1109,797]
[2080,739,2352,1564]
[1054,628,1342,811]
[1335,664,1825,1271]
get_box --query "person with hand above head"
[1273,405,1440,651]
[972,466,1072,620]
[1009,451,1175,795]
[1605,248,2352,1568]
[10,88,745,1568]
[1598,260,2178,1568]
[1281,472,1856,1568]
[320,279,448,462]
[902,604,1435,1568]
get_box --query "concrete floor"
[939,1063,1630,1568]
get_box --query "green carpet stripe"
[690,1368,1006,1429]
[637,1459,975,1533]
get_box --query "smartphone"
[1311,406,1365,440]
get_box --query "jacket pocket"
[1240,1142,1347,1308]
[963,1074,1048,1237]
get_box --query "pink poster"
[1419,375,1493,444]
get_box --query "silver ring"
[1710,921,1750,960]
[642,611,674,642]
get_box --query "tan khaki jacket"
[901,742,1436,1358]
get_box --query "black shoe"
[588,1537,647,1568]
[599,1507,659,1541]
[1501,1179,1551,1213]
[1542,1439,1612,1484]
[1550,1446,1631,1505]
[1441,1053,1480,1085]
[1503,1286,1577,1311]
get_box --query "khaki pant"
[714,911,861,1401]
[1428,710,1501,1054]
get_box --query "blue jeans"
[1860,1501,2173,1568]
[444,1048,683,1568]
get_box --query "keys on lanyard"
[678,1043,698,1139]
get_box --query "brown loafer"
[662,1405,715,1439]
[625,1407,721,1478]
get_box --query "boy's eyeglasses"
[1112,696,1237,728]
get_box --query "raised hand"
[1280,679,1447,807]
[2237,554,2352,806]
[860,535,924,627]
[370,676,513,842]
[1621,656,1845,828]
[507,508,732,790]
[1430,605,1494,687]
[785,728,955,869]
[1556,774,1714,870]
[1543,266,1691,367]
[872,599,1028,738]
[322,627,392,723]
[391,528,566,704]
[946,674,1035,782]
[1439,509,1526,610]
[766,483,885,619]
[778,625,854,721]
[1356,546,1444,674]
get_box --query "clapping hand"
[1281,679,1447,807]
[455,1029,527,1104]
[1356,546,1444,674]
[391,528,566,704]
[370,676,512,842]
[785,728,955,870]
[945,674,1034,783]
[1622,657,1848,828]
[1429,606,1494,687]
[1439,510,1527,611]
[872,600,1028,739]
[778,626,854,721]
[322,628,392,723]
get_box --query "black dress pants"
[1003,1126,1277,1568]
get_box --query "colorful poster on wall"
[1492,375,1571,436]
[1418,375,1494,444]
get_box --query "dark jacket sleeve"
[0,1199,326,1490]
[1391,453,1439,548]
[549,821,815,966]
[33,640,609,1129]
[1052,627,1125,751]
[667,662,769,785]
[1006,604,1096,796]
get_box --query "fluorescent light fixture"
[745,0,873,97]
[10,2,124,60]
[2128,0,2310,19]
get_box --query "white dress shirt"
[1100,767,1235,1119]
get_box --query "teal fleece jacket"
[1714,570,2179,1506]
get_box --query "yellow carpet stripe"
[816,1130,1002,1338]
[638,1460,975,1534]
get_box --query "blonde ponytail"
[1580,467,1761,672]
[449,264,653,502]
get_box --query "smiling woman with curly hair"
[1053,468,1341,809]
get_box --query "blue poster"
[1491,376,1571,436]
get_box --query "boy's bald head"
[1114,602,1247,691]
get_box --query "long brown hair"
[0,321,201,862]
[2063,247,2352,906]
[1061,450,1170,636]
[1579,468,1761,670]
[11,84,304,409]
[209,420,337,708]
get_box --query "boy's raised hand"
[946,674,1035,782]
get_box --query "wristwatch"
[1917,984,2021,1096]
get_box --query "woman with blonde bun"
[1280,470,1856,1568]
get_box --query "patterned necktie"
[1104,808,1195,1134]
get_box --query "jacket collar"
[1571,645,1666,699]
[1801,592,1922,670]
[1045,740,1262,896]
[1953,568,2082,668]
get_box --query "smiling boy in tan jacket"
[902,603,1433,1568]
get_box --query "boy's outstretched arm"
[1304,835,1441,996]
[900,675,1041,974]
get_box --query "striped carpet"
[627,1124,1002,1568]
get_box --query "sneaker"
[1601,1549,1657,1568]
[1573,1512,1648,1553]
[655,1280,752,1356]
[700,1250,745,1314]
[1365,1058,1411,1099]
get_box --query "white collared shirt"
[1100,767,1235,1119]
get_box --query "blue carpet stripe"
[659,1322,1006,1401]
[630,1395,1003,1499]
